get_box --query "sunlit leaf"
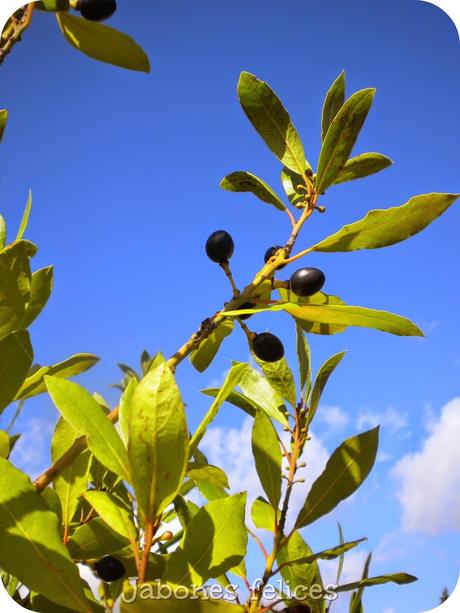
[0,430,9,458]
[253,354,297,408]
[0,330,33,414]
[279,288,348,335]
[187,463,230,490]
[21,265,53,328]
[321,70,345,141]
[281,166,306,207]
[295,427,379,528]
[16,190,32,241]
[0,241,32,340]
[333,152,392,185]
[252,410,282,509]
[220,171,286,211]
[238,71,310,174]
[121,589,245,612]
[190,319,234,373]
[316,88,375,193]
[238,363,289,426]
[336,573,418,593]
[279,537,367,568]
[57,13,150,72]
[296,323,311,395]
[312,193,459,251]
[67,518,129,560]
[306,351,346,429]
[0,109,7,142]
[251,496,278,531]
[83,490,137,544]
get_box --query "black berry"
[252,332,284,362]
[80,0,117,22]
[237,302,255,320]
[205,230,234,264]
[289,267,325,297]
[94,556,126,582]
[264,245,287,269]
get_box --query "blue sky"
[0,1,459,611]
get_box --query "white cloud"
[383,608,397,613]
[318,405,350,429]
[356,406,409,435]
[392,397,460,534]
[10,417,54,478]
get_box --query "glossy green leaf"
[190,363,246,454]
[0,216,6,250]
[16,353,99,400]
[238,71,310,174]
[252,410,282,509]
[164,493,247,586]
[0,241,32,340]
[121,590,245,612]
[21,265,53,328]
[187,463,230,490]
[336,573,418,593]
[251,496,278,531]
[16,190,32,241]
[280,537,367,568]
[254,354,297,408]
[0,109,7,142]
[281,166,306,207]
[279,288,348,335]
[127,355,188,521]
[0,430,9,458]
[313,193,459,251]
[0,459,91,611]
[321,70,346,141]
[333,152,392,185]
[67,517,129,560]
[42,487,63,525]
[201,388,257,418]
[239,363,289,425]
[277,531,325,613]
[296,323,311,395]
[316,88,375,193]
[119,377,138,444]
[220,171,286,211]
[46,376,131,482]
[83,490,137,543]
[0,330,33,414]
[57,13,150,73]
[295,427,380,528]
[51,418,90,533]
[307,351,346,429]
[190,319,234,373]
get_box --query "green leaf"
[0,330,33,414]
[0,241,32,340]
[0,215,6,250]
[46,376,131,482]
[277,531,325,613]
[350,552,372,613]
[251,496,278,531]
[336,522,345,586]
[83,490,137,544]
[253,354,297,408]
[16,190,32,241]
[119,377,138,444]
[36,0,70,10]
[0,109,7,143]
[281,166,306,207]
[280,537,367,568]
[321,70,346,141]
[0,459,91,611]
[31,584,105,613]
[189,363,246,454]
[42,487,63,525]
[316,88,375,193]
[164,493,247,586]
[16,353,99,400]
[187,463,230,490]
[333,152,392,185]
[121,590,245,612]
[295,427,380,528]
[201,388,257,418]
[190,319,234,373]
[312,193,459,252]
[0,430,9,458]
[51,418,91,533]
[336,573,418,593]
[279,288,348,335]
[220,171,286,211]
[296,323,311,395]
[306,351,346,429]
[127,355,188,521]
[239,363,289,426]
[238,71,310,174]
[21,265,53,328]
[57,13,150,73]
[252,410,282,509]
[67,518,129,560]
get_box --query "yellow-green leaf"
[121,589,245,612]
[252,411,282,509]
[21,265,54,328]
[313,193,459,252]
[0,330,33,414]
[279,288,348,335]
[190,319,234,373]
[0,430,9,458]
[238,71,310,174]
[83,490,137,543]
[321,70,346,141]
[0,109,8,142]
[307,351,346,429]
[295,427,379,528]
[0,241,32,340]
[251,496,278,531]
[253,353,297,408]
[16,190,33,241]
[57,13,150,73]
[335,572,418,593]
[67,517,129,560]
[333,152,392,185]
[220,171,286,211]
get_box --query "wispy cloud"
[318,405,350,430]
[356,406,410,436]
[10,417,54,478]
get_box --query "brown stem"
[220,261,240,297]
[138,519,156,583]
[0,4,34,66]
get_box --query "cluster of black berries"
[206,231,326,364]
[94,556,126,582]
[79,0,117,22]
